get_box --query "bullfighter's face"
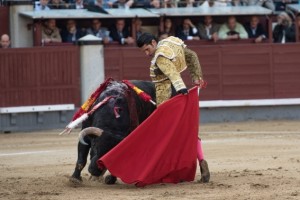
[140,39,157,57]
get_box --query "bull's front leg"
[70,137,91,183]
[88,155,117,184]
[88,134,120,184]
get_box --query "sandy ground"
[0,120,300,200]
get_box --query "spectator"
[86,19,110,44]
[242,0,275,12]
[273,12,295,43]
[197,15,220,42]
[35,0,51,10]
[49,0,67,9]
[42,19,62,44]
[68,0,86,9]
[162,0,177,8]
[61,19,86,43]
[109,19,135,45]
[218,16,248,40]
[134,18,144,39]
[175,18,200,41]
[244,16,267,43]
[158,18,175,40]
[0,34,10,48]
[150,0,160,8]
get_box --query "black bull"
[70,80,156,184]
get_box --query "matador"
[137,33,210,183]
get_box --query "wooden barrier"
[0,46,81,107]
[104,43,300,101]
[0,6,9,36]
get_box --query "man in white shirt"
[197,16,220,42]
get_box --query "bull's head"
[79,82,131,145]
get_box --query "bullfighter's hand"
[194,79,207,89]
[178,88,188,95]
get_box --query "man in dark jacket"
[244,16,267,43]
[60,19,85,43]
[273,11,295,43]
[175,18,199,41]
[109,19,134,45]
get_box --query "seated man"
[86,19,110,44]
[60,19,86,43]
[218,16,248,40]
[244,16,267,43]
[175,18,200,41]
[109,19,134,45]
[42,19,62,44]
[197,15,220,42]
[35,0,51,10]
[273,11,295,43]
[0,34,11,48]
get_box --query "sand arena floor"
[0,120,299,200]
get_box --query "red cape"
[97,87,199,187]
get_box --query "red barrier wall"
[0,46,81,107]
[104,43,300,100]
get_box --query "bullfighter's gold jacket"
[150,36,203,105]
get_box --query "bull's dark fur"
[71,80,156,182]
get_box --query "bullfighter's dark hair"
[136,33,158,48]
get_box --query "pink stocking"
[197,139,204,162]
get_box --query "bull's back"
[129,80,156,123]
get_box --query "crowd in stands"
[33,0,300,11]
[37,10,300,46]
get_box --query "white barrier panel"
[0,104,75,114]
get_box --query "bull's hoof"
[104,175,117,185]
[69,176,83,185]
[89,175,101,182]
[199,159,210,183]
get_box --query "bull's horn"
[78,127,103,145]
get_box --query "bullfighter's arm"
[184,48,203,83]
[156,56,187,92]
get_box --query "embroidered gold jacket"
[150,36,202,92]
